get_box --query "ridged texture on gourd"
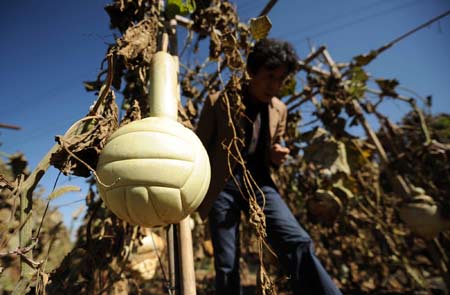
[96,117,210,227]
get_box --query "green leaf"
[166,0,196,18]
[279,76,297,98]
[47,185,81,201]
[182,0,196,14]
[347,67,368,84]
[345,67,368,99]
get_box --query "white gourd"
[96,51,210,227]
[399,195,450,240]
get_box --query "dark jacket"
[196,91,288,219]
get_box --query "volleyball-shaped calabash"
[96,116,210,227]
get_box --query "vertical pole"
[178,217,196,295]
[169,17,197,295]
[167,224,180,294]
[156,18,197,295]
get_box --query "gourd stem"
[148,51,178,120]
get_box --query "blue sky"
[1,0,449,229]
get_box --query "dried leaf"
[376,78,399,97]
[303,136,351,175]
[353,50,379,67]
[83,80,103,92]
[11,278,31,295]
[47,185,81,201]
[249,16,272,40]
[307,189,343,225]
[117,18,158,65]
[50,94,119,177]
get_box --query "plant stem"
[19,144,59,279]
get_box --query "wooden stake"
[161,32,169,53]
[164,17,197,295]
[178,217,196,295]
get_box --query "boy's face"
[248,65,289,103]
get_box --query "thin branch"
[366,87,431,144]
[0,123,21,130]
[258,0,279,17]
[303,45,326,65]
[34,171,61,240]
[386,10,450,52]
[287,96,313,113]
[175,14,193,27]
[299,117,321,128]
[297,60,330,76]
[88,53,115,116]
[352,9,450,69]
[322,48,342,78]
[86,200,103,247]
[366,88,414,103]
[19,144,60,279]
[1,239,41,268]
[411,100,432,145]
[194,69,221,101]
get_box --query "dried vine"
[1,1,449,295]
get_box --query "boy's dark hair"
[247,38,299,75]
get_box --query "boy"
[196,38,342,295]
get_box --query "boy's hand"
[270,143,290,166]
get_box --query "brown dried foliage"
[0,156,72,294]
[49,94,119,177]
[4,1,448,294]
[46,187,154,295]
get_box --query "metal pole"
[167,224,180,294]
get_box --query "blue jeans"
[209,175,342,295]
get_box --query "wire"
[237,0,264,21]
[150,232,173,295]
[35,171,61,240]
[277,0,392,39]
[53,198,85,209]
[237,0,260,12]
[385,9,450,47]
[290,0,423,43]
